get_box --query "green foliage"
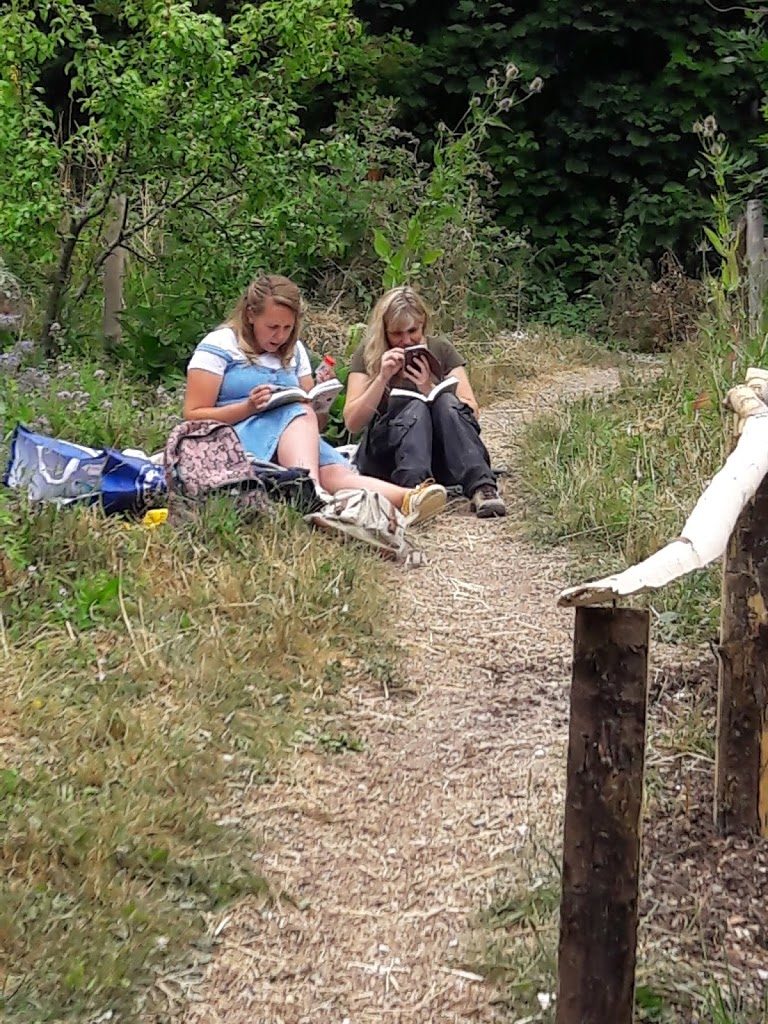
[323,363,353,444]
[368,70,533,309]
[317,730,365,753]
[516,353,725,642]
[372,222,443,290]
[355,0,766,285]
[0,353,180,453]
[1,1,530,369]
[0,0,373,353]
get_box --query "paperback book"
[262,378,343,414]
[389,376,459,405]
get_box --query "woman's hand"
[246,384,274,414]
[377,347,405,384]
[403,354,434,395]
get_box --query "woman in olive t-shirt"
[344,286,506,519]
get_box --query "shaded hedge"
[355,0,766,285]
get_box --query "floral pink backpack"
[164,420,271,521]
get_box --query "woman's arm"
[343,348,405,432]
[450,366,480,418]
[343,372,387,433]
[183,368,272,423]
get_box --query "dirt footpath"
[173,366,622,1024]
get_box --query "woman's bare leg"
[276,411,321,482]
[319,464,408,508]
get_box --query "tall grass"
[515,335,738,641]
[0,358,393,1022]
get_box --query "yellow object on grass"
[141,508,169,529]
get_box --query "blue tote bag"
[100,449,166,515]
[4,425,166,514]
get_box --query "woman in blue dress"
[183,274,446,522]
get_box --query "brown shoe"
[471,483,506,518]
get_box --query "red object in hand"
[315,354,337,383]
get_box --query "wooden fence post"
[746,198,766,336]
[715,471,768,835]
[102,194,128,348]
[556,606,650,1024]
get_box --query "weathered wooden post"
[556,606,650,1024]
[102,194,128,348]
[715,469,768,835]
[746,198,766,337]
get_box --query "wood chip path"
[173,366,623,1024]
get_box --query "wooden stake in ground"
[746,198,766,337]
[556,606,650,1024]
[715,470,768,835]
[102,194,128,347]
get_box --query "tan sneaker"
[401,479,447,524]
[470,483,506,518]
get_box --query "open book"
[389,376,459,405]
[403,345,442,378]
[263,378,343,414]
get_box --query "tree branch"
[73,173,231,304]
[119,173,211,243]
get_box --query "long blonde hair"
[362,286,431,377]
[225,274,302,368]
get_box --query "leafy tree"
[0,0,366,354]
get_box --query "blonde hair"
[225,273,302,368]
[362,286,431,378]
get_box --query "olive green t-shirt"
[348,335,465,414]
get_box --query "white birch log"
[558,385,768,607]
[746,366,768,404]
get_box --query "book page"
[389,376,458,405]
[309,379,343,414]
[263,388,308,411]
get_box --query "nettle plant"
[370,66,540,293]
[0,0,366,358]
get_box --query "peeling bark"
[715,473,768,835]
[556,606,649,1024]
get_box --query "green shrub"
[355,0,766,286]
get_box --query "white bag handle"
[36,451,87,487]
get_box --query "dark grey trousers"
[356,391,496,496]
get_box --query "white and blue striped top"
[188,327,312,378]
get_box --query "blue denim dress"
[197,341,347,467]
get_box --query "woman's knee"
[431,391,463,415]
[390,400,431,430]
[431,391,476,426]
[319,464,356,492]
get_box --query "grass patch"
[470,837,559,1021]
[515,344,729,642]
[0,447,392,1019]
